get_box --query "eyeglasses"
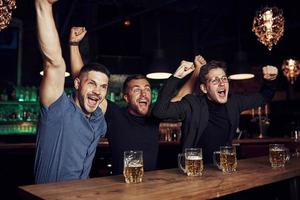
[207,76,228,85]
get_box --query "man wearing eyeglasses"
[152,60,277,163]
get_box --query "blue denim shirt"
[34,92,106,183]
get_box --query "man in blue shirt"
[34,0,109,183]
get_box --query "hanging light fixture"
[282,59,300,84]
[40,70,70,77]
[0,0,17,31]
[252,7,284,51]
[229,6,254,81]
[146,49,171,79]
[146,14,171,80]
[228,51,255,80]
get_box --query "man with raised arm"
[69,27,159,175]
[69,27,206,174]
[34,0,109,183]
[152,60,278,164]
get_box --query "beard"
[76,92,99,116]
[128,103,149,116]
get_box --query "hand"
[194,55,206,69]
[174,60,195,79]
[69,27,87,43]
[262,65,278,80]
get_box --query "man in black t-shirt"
[69,27,205,173]
[69,27,159,174]
[105,75,159,174]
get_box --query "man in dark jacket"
[152,60,278,163]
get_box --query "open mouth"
[87,95,100,107]
[138,99,149,107]
[217,88,226,97]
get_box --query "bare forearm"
[171,62,200,102]
[70,45,84,79]
[35,0,65,107]
[35,0,64,67]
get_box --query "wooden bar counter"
[18,156,300,200]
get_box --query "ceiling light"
[228,51,255,80]
[0,0,17,31]
[40,71,70,77]
[146,14,171,80]
[282,59,300,84]
[146,49,172,79]
[252,7,285,51]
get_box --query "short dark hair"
[122,74,150,94]
[79,62,110,79]
[198,60,227,84]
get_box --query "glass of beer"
[123,150,144,183]
[213,146,237,173]
[269,144,290,168]
[178,148,203,176]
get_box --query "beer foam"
[128,163,143,168]
[271,148,285,152]
[187,156,202,160]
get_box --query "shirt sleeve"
[39,92,69,122]
[152,76,187,121]
[235,79,277,111]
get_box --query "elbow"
[43,55,65,69]
[152,106,171,120]
[152,106,164,119]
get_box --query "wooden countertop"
[1,138,298,149]
[233,137,298,144]
[18,156,300,200]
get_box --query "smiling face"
[74,71,109,116]
[123,78,152,116]
[200,68,229,104]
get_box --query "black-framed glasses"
[207,76,228,85]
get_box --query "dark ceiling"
[1,0,300,90]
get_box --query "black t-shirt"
[198,98,231,164]
[105,101,159,175]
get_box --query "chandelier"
[282,59,300,84]
[0,0,17,31]
[252,7,284,51]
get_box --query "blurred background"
[0,0,299,87]
[0,1,300,199]
[1,0,300,135]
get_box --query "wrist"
[173,74,182,79]
[69,41,79,46]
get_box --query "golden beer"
[123,164,144,183]
[269,149,287,168]
[220,152,237,173]
[185,156,203,176]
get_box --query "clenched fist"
[69,27,87,43]
[262,65,278,81]
[174,60,195,79]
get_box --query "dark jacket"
[152,76,277,150]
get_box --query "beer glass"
[123,150,144,183]
[213,146,237,173]
[178,148,203,176]
[269,144,290,168]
